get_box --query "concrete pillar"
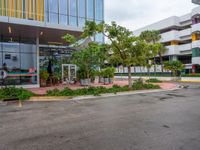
[36,36,40,87]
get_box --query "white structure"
[134,6,200,74]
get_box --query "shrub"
[40,71,49,81]
[146,78,162,83]
[0,87,34,100]
[46,81,160,97]
[182,74,200,77]
[132,80,160,90]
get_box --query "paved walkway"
[28,81,177,95]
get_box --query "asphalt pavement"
[0,84,200,150]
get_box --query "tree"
[140,30,161,74]
[157,44,168,72]
[82,21,147,88]
[71,42,107,79]
[164,61,184,77]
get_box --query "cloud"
[105,0,197,31]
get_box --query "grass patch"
[0,87,34,101]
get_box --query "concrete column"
[36,36,40,87]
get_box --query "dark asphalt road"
[0,86,200,150]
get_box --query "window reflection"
[49,0,58,24]
[45,0,49,22]
[0,39,37,85]
[78,0,86,27]
[95,0,103,21]
[87,0,94,19]
[60,0,68,25]
[69,0,77,26]
[78,0,85,18]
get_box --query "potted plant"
[102,68,110,85]
[40,71,49,87]
[98,70,104,83]
[77,68,91,86]
[108,67,115,84]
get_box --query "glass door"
[62,64,76,84]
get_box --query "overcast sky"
[105,0,197,31]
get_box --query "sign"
[0,70,7,79]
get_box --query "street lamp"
[192,0,200,4]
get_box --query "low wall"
[115,76,200,82]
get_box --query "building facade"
[134,6,200,74]
[0,0,104,87]
[192,0,200,5]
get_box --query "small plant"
[132,79,160,90]
[40,71,49,81]
[40,71,49,87]
[146,78,162,83]
[0,87,34,101]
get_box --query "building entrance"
[39,46,75,82]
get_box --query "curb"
[28,87,180,102]
[29,96,72,102]
[71,88,180,101]
[178,81,200,83]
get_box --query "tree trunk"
[147,67,150,79]
[128,66,132,89]
[154,57,156,76]
[159,52,164,72]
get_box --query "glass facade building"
[0,0,104,87]
[0,37,37,86]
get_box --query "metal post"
[36,36,40,87]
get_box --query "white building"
[134,6,200,74]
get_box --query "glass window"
[87,0,94,19]
[79,17,85,27]
[2,42,20,53]
[0,41,38,86]
[49,0,59,24]
[3,52,20,72]
[20,53,37,85]
[78,0,85,17]
[59,0,68,25]
[45,0,49,22]
[22,0,27,19]
[2,51,21,85]
[95,0,103,21]
[0,1,2,16]
[20,44,36,53]
[192,48,200,57]
[69,0,77,26]
[78,0,86,27]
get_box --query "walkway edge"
[71,88,181,101]
[29,87,181,102]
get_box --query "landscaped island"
[0,80,160,101]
